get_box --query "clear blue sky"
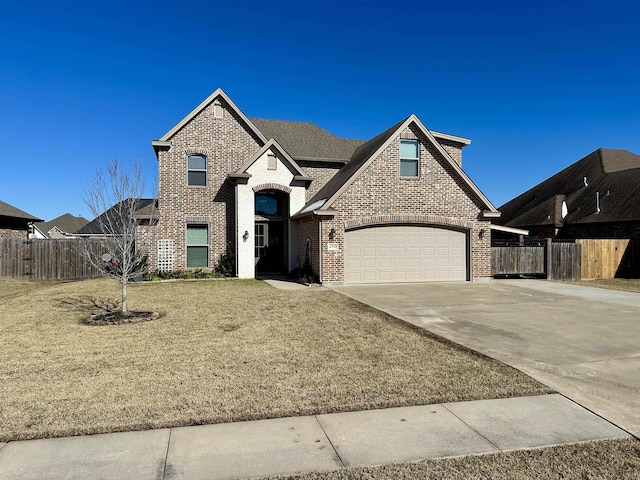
[1,0,638,221]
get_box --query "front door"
[255,221,285,274]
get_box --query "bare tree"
[83,160,154,314]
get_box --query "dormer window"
[400,140,419,178]
[188,154,207,186]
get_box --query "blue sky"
[1,0,638,221]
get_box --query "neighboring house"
[30,213,89,239]
[496,148,640,240]
[77,199,155,236]
[0,200,42,239]
[145,88,499,284]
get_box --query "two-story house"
[146,89,498,284]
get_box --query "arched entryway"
[254,189,289,274]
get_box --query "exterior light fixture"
[243,230,249,241]
[479,229,485,239]
[329,228,336,240]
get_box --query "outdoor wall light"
[328,228,336,240]
[243,230,249,242]
[479,229,485,239]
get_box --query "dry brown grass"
[0,278,551,442]
[567,278,640,293]
[263,439,640,480]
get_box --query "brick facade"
[0,227,28,239]
[148,90,494,282]
[312,125,491,282]
[151,97,263,271]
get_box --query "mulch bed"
[83,311,159,326]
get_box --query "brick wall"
[319,124,491,282]
[0,227,28,240]
[152,97,263,271]
[298,161,342,201]
[295,216,320,276]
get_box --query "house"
[0,200,42,239]
[496,148,640,240]
[145,88,499,284]
[30,213,89,239]
[77,199,155,236]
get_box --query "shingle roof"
[0,200,42,222]
[35,213,89,236]
[250,118,364,161]
[76,199,155,234]
[498,148,640,228]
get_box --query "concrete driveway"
[331,280,640,437]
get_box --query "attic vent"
[561,201,568,219]
[213,99,223,119]
[400,130,417,140]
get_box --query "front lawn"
[0,278,551,442]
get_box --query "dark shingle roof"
[36,213,89,236]
[498,148,640,228]
[0,200,42,222]
[250,118,364,161]
[76,198,155,235]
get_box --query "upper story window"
[400,140,419,178]
[188,154,207,186]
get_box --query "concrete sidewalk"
[0,394,629,480]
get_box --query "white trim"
[490,224,530,235]
[430,130,471,145]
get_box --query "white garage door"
[344,225,467,284]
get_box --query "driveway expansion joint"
[161,428,173,480]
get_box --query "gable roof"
[155,88,267,146]
[299,115,498,215]
[76,198,155,235]
[498,148,640,228]
[233,139,310,179]
[35,213,89,237]
[0,200,42,222]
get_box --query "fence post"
[545,238,553,280]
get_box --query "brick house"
[146,88,499,284]
[0,200,42,239]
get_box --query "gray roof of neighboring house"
[76,198,155,235]
[35,213,89,236]
[250,118,365,161]
[498,148,640,228]
[0,200,42,222]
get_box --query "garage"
[343,225,467,283]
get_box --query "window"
[186,224,208,267]
[400,140,419,178]
[255,191,281,216]
[188,154,207,186]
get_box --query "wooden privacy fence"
[491,240,582,281]
[0,238,107,280]
[577,239,640,280]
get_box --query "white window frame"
[399,139,419,178]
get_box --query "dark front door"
[255,221,285,274]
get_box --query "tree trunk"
[121,279,128,313]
